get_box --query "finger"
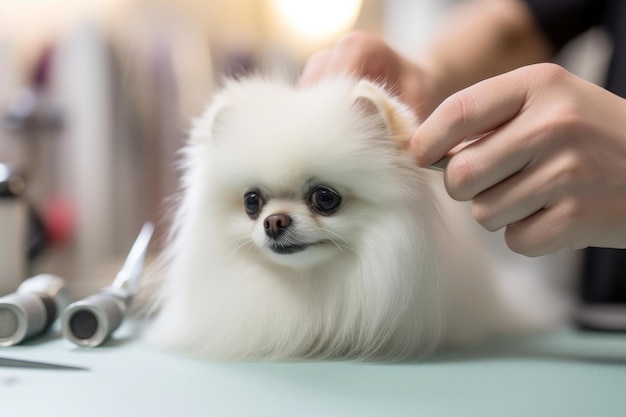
[298,50,331,87]
[471,160,548,232]
[442,115,536,201]
[410,69,529,167]
[504,204,573,257]
[322,32,385,81]
[323,45,367,79]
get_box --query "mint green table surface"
[2,324,625,417]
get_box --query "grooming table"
[2,324,625,417]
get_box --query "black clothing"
[523,0,626,305]
[524,0,626,98]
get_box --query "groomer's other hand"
[411,63,626,256]
[299,31,438,119]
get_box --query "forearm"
[415,0,552,113]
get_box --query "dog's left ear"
[190,88,235,144]
[351,80,417,147]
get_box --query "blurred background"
[0,0,610,297]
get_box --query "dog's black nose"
[264,213,291,239]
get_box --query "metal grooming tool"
[62,223,154,347]
[0,274,70,347]
[0,356,87,370]
[427,154,452,172]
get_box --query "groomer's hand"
[299,31,438,119]
[411,63,626,256]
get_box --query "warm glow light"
[271,0,362,42]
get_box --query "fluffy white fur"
[146,76,566,360]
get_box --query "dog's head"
[187,77,423,269]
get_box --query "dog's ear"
[190,88,235,143]
[351,80,417,146]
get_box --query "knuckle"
[554,200,594,252]
[300,51,331,85]
[410,139,430,167]
[303,50,329,71]
[445,152,478,201]
[307,50,330,65]
[336,31,379,56]
[504,202,579,257]
[441,90,476,130]
[503,225,537,256]
[330,31,390,78]
[559,152,582,179]
[559,197,585,229]
[533,62,570,85]
[551,150,588,189]
[471,199,498,231]
[549,101,582,135]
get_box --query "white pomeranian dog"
[146,76,569,360]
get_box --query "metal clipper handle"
[0,274,67,346]
[62,289,128,347]
[0,293,51,346]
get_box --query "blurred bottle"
[0,164,27,296]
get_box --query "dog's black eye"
[244,191,264,218]
[309,186,341,215]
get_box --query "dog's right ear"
[351,79,418,147]
[190,89,235,143]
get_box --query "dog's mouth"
[268,240,328,255]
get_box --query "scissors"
[0,356,87,370]
[62,223,154,347]
[428,154,452,172]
